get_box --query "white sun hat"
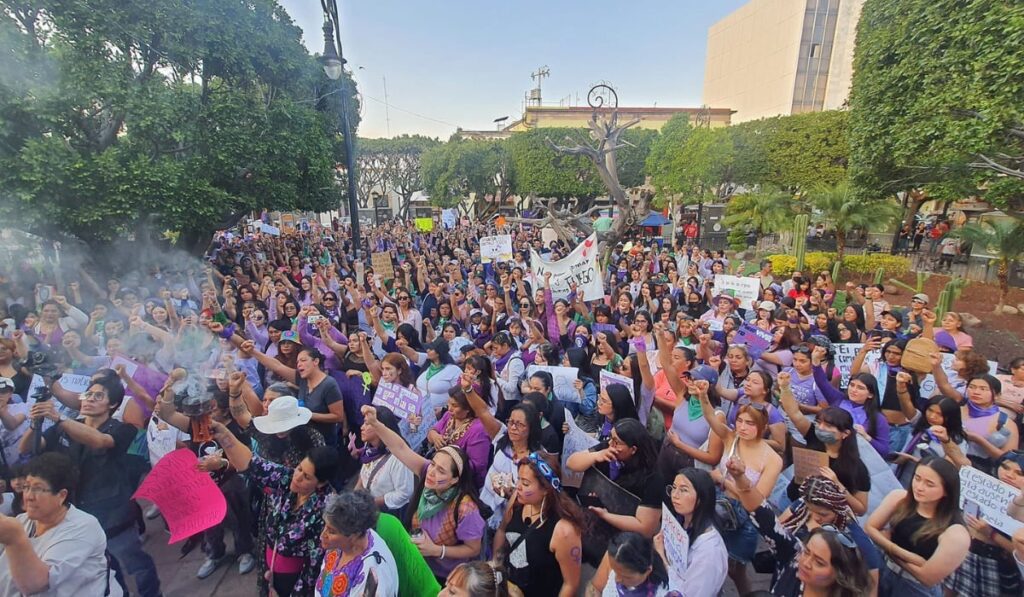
[253,396,312,435]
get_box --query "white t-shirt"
[147,415,190,466]
[317,530,399,597]
[358,453,414,511]
[0,505,118,597]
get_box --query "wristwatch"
[57,413,70,426]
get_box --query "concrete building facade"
[702,0,865,123]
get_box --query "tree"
[0,0,358,257]
[950,219,1024,311]
[848,0,1024,216]
[808,181,900,261]
[761,111,849,191]
[646,115,734,207]
[420,137,512,217]
[722,188,801,236]
[506,128,604,206]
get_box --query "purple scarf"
[359,443,388,465]
[493,349,516,374]
[966,400,1000,418]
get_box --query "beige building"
[702,0,865,123]
[457,105,733,139]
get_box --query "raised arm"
[459,374,502,439]
[811,346,846,407]
[361,405,429,475]
[776,372,812,437]
[209,420,254,472]
[238,339,297,384]
[696,380,731,440]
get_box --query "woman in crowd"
[439,561,510,597]
[892,392,970,486]
[416,339,463,417]
[210,419,339,597]
[852,337,923,453]
[935,312,973,351]
[30,297,88,348]
[595,384,639,444]
[588,532,674,596]
[361,405,485,583]
[959,374,1020,475]
[426,387,490,488]
[354,405,415,517]
[654,468,728,596]
[566,418,663,563]
[811,345,891,457]
[712,344,753,402]
[944,450,1024,596]
[316,491,400,597]
[866,456,971,597]
[726,370,787,453]
[725,458,875,597]
[694,376,783,595]
[996,357,1024,421]
[494,453,584,596]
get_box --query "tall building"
[702,0,865,123]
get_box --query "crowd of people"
[0,215,1021,597]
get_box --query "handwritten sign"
[133,448,227,543]
[600,370,635,401]
[959,467,1024,535]
[661,504,690,588]
[371,252,395,280]
[561,413,599,488]
[831,343,996,393]
[479,235,513,264]
[792,446,830,483]
[58,374,92,394]
[526,365,581,404]
[734,323,774,361]
[714,274,760,306]
[372,382,424,419]
[260,223,280,236]
[530,234,603,301]
[414,217,434,232]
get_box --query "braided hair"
[782,475,853,535]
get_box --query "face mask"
[815,428,840,445]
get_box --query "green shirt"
[376,514,441,597]
[593,216,614,232]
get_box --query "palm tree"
[722,187,799,237]
[808,181,900,261]
[950,218,1024,311]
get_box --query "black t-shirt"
[786,424,871,501]
[44,417,137,533]
[298,374,343,444]
[592,442,665,509]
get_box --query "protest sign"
[561,414,599,488]
[831,343,995,391]
[959,467,1024,535]
[372,382,424,419]
[792,446,830,482]
[441,209,458,229]
[600,370,634,401]
[734,323,774,361]
[59,373,92,394]
[531,234,603,301]
[577,467,641,515]
[371,252,395,280]
[479,235,513,263]
[714,274,760,307]
[414,218,434,232]
[541,227,558,246]
[526,365,581,403]
[661,504,690,588]
[34,285,56,306]
[133,448,227,543]
[592,322,618,336]
[354,261,365,286]
[111,355,168,399]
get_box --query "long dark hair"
[606,532,669,588]
[911,397,966,445]
[817,407,860,481]
[847,372,881,438]
[675,468,717,543]
[406,444,484,527]
[606,384,639,422]
[517,453,588,531]
[613,418,658,471]
[466,355,495,407]
[395,323,424,351]
[496,402,542,454]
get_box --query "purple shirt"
[417,464,486,578]
[431,413,490,487]
[812,365,891,457]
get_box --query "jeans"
[106,525,162,597]
[203,474,254,559]
[880,559,942,597]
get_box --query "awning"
[640,212,671,227]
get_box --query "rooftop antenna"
[494,116,509,131]
[529,65,550,106]
[382,75,391,137]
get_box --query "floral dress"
[247,455,330,595]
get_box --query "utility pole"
[382,75,391,137]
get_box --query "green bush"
[767,252,837,277]
[727,228,747,252]
[841,254,911,277]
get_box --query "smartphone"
[307,314,322,324]
[963,500,981,518]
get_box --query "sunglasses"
[818,524,857,549]
[791,346,812,355]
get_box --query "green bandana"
[416,486,459,521]
[425,362,446,380]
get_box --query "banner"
[530,234,603,301]
[133,448,227,543]
[372,382,424,419]
[713,274,760,307]
[734,323,774,361]
[600,370,634,401]
[959,467,1024,535]
[525,365,581,403]
[414,217,434,232]
[661,504,690,588]
[479,235,513,263]
[371,252,395,280]
[58,373,92,394]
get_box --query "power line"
[360,93,458,128]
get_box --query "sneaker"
[238,553,256,575]
[196,556,224,580]
[144,504,160,520]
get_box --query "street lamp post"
[320,1,360,259]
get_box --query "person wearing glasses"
[395,291,424,338]
[724,457,875,597]
[0,453,115,596]
[20,374,162,597]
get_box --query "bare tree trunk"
[997,260,1009,311]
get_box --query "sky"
[278,0,750,140]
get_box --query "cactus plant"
[793,214,809,272]
[873,267,884,285]
[935,277,969,318]
[888,271,932,294]
[831,261,841,285]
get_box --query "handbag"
[901,337,938,374]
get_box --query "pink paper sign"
[133,448,227,543]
